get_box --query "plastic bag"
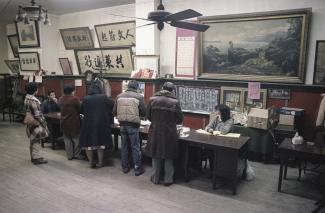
[246,162,255,181]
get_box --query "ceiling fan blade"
[136,22,157,28]
[106,13,150,21]
[163,9,202,22]
[170,21,210,32]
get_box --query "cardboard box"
[279,114,295,126]
[247,108,270,130]
[279,107,305,117]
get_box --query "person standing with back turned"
[59,85,82,160]
[113,80,146,176]
[146,82,183,186]
[79,82,115,168]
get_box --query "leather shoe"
[150,176,159,184]
[122,167,130,174]
[32,158,48,165]
[31,157,43,163]
[74,156,86,160]
[135,167,145,176]
[96,163,104,168]
[163,182,173,187]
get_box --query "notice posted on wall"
[75,79,82,87]
[175,26,198,78]
[248,82,261,99]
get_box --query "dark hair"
[162,82,176,92]
[63,85,75,95]
[88,83,102,95]
[25,82,38,95]
[47,90,55,96]
[215,104,231,122]
[128,80,139,90]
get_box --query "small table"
[179,130,250,195]
[278,138,325,192]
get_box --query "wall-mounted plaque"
[19,52,40,72]
[95,21,135,47]
[60,27,94,50]
[74,47,133,76]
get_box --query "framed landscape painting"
[313,40,325,85]
[199,8,311,83]
[15,21,40,48]
[60,27,94,50]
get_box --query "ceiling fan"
[109,0,210,32]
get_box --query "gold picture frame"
[199,8,311,83]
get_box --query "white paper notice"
[28,75,34,82]
[176,36,195,76]
[35,76,42,83]
[248,82,261,99]
[75,79,82,86]
[23,75,29,80]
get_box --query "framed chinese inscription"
[313,40,325,85]
[60,27,94,50]
[74,47,133,76]
[7,35,19,58]
[268,88,291,99]
[176,85,219,114]
[199,8,311,83]
[95,21,135,47]
[19,52,40,72]
[15,21,40,48]
[4,59,20,74]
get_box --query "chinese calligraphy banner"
[60,27,94,50]
[19,52,40,72]
[95,21,135,47]
[74,47,133,75]
[175,26,198,78]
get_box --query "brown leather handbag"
[23,112,39,126]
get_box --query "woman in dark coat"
[146,82,183,186]
[79,83,114,168]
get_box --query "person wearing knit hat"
[146,81,183,186]
[113,80,146,176]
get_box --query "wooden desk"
[179,131,249,195]
[278,138,325,192]
[44,113,249,194]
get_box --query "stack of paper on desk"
[195,129,241,138]
[140,120,151,126]
[195,129,212,135]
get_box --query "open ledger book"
[195,129,241,138]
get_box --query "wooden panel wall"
[17,77,325,139]
[43,80,62,97]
